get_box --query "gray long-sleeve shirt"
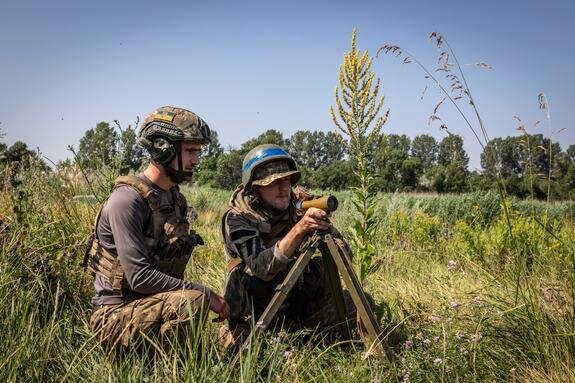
[91,177,210,306]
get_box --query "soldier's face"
[256,177,292,211]
[171,141,201,178]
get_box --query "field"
[1,167,574,382]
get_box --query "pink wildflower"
[401,368,411,383]
[469,334,482,344]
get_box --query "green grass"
[0,167,573,382]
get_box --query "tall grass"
[1,161,573,381]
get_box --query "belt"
[227,257,243,272]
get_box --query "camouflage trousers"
[90,289,208,353]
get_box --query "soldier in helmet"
[219,144,357,354]
[86,106,228,352]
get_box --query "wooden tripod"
[233,230,389,362]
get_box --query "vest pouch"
[154,255,189,280]
[164,216,190,251]
[153,215,194,278]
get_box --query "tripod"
[233,229,389,362]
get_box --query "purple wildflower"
[448,260,457,272]
[404,340,414,350]
[450,300,460,309]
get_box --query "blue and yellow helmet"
[242,144,300,188]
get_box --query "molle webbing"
[117,176,160,243]
[85,238,125,295]
[115,176,154,199]
[86,175,161,297]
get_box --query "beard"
[259,194,290,213]
[165,165,193,184]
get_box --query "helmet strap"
[163,141,194,184]
[176,141,184,173]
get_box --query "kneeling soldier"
[219,144,359,354]
[85,106,228,352]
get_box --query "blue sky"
[1,0,573,170]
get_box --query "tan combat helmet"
[138,106,211,164]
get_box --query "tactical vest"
[221,190,331,326]
[84,175,201,299]
[222,186,297,273]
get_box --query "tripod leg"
[319,242,352,339]
[231,235,320,365]
[324,234,389,359]
[255,235,320,331]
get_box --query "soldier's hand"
[278,207,332,260]
[208,292,229,321]
[297,207,331,234]
[294,185,314,201]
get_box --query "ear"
[151,137,176,164]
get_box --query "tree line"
[193,128,575,200]
[1,124,574,200]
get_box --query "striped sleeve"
[224,211,289,281]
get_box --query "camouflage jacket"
[222,185,298,281]
[222,185,303,324]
